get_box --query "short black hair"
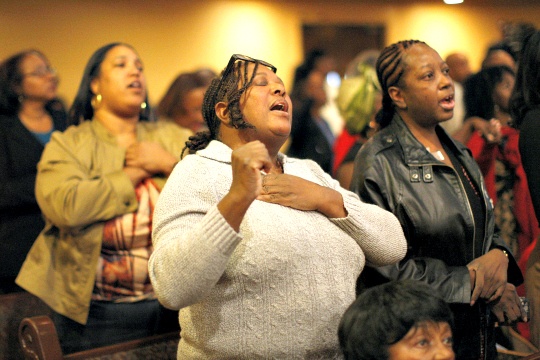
[338,280,454,360]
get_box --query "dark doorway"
[302,24,385,76]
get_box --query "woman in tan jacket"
[16,43,190,353]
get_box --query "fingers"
[258,174,289,204]
[261,174,282,192]
[474,271,506,303]
[470,269,483,306]
[481,274,505,301]
[500,298,522,324]
[490,284,524,325]
[487,285,505,303]
[233,141,272,173]
[229,141,274,201]
[492,308,506,323]
[507,302,522,323]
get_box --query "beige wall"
[2,0,539,108]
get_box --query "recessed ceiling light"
[444,0,464,3]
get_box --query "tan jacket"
[16,119,190,324]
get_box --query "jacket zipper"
[429,162,488,360]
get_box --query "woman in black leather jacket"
[351,40,525,360]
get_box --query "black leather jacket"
[351,114,522,359]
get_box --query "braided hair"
[375,40,426,128]
[183,60,260,156]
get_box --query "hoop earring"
[91,94,102,109]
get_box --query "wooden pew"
[0,291,53,360]
[19,315,179,360]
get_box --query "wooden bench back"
[0,291,53,360]
[18,315,179,360]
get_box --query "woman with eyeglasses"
[16,43,190,353]
[149,54,407,359]
[0,50,67,294]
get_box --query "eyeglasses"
[23,67,57,78]
[218,54,277,87]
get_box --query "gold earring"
[91,94,102,109]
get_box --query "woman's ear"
[389,86,407,110]
[90,78,99,96]
[215,102,230,126]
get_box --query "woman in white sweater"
[149,54,407,359]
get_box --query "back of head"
[337,50,381,135]
[510,30,540,127]
[158,71,212,120]
[502,22,536,62]
[375,40,427,129]
[445,52,472,84]
[338,280,453,360]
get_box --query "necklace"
[460,165,479,197]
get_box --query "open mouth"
[128,81,142,89]
[270,100,289,113]
[440,94,455,110]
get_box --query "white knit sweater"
[149,140,406,359]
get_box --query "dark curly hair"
[183,59,261,157]
[339,280,454,360]
[375,40,426,129]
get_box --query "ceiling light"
[444,0,463,3]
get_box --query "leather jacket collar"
[381,113,472,166]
